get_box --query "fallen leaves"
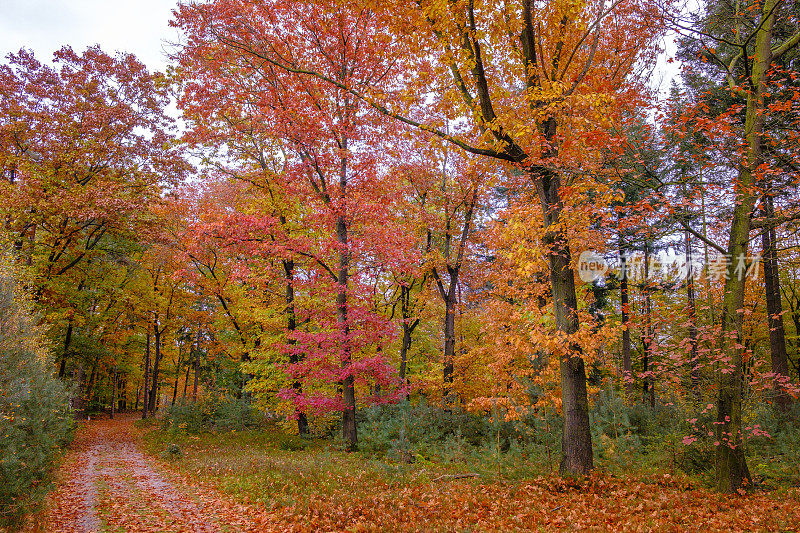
[36,415,224,532]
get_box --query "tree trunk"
[193,329,200,402]
[283,258,308,436]
[714,0,779,492]
[110,367,116,419]
[686,230,701,397]
[620,248,633,400]
[117,376,126,411]
[183,363,190,400]
[442,280,457,409]
[399,325,412,379]
[148,322,162,415]
[642,244,655,409]
[761,194,792,412]
[791,307,800,380]
[337,139,357,450]
[431,189,476,410]
[172,348,181,406]
[533,117,593,475]
[142,329,150,420]
[58,321,73,378]
[85,357,99,414]
[338,219,356,449]
[550,244,593,475]
[398,283,419,399]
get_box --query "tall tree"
[672,0,800,492]
[175,4,405,447]
[0,46,188,390]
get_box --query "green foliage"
[588,388,717,476]
[589,389,644,469]
[161,443,183,461]
[0,266,73,527]
[356,400,549,474]
[746,403,800,487]
[162,392,269,434]
[277,435,307,452]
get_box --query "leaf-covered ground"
[34,416,800,532]
[34,415,249,532]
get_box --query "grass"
[141,425,472,509]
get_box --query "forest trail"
[41,414,265,533]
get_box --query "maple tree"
[173,2,413,447]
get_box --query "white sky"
[0,0,181,70]
[0,0,682,99]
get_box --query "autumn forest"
[2,0,800,530]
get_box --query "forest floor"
[28,415,800,532]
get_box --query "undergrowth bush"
[163,392,268,433]
[356,399,558,472]
[746,402,800,486]
[0,266,73,528]
[588,388,719,475]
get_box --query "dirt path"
[42,414,236,533]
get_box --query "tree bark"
[399,326,413,387]
[283,258,309,436]
[110,367,116,419]
[619,247,633,400]
[337,138,357,450]
[142,329,150,420]
[58,320,73,378]
[172,345,182,406]
[761,194,792,412]
[183,363,190,400]
[148,319,162,415]
[534,117,593,475]
[398,282,420,396]
[442,278,457,409]
[642,244,655,408]
[686,231,701,396]
[111,366,117,419]
[193,329,200,402]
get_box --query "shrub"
[587,388,718,475]
[746,402,800,487]
[161,443,183,461]
[357,400,523,459]
[277,435,307,452]
[163,393,267,434]
[0,266,73,527]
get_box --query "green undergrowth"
[161,394,271,434]
[1,269,74,529]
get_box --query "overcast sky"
[0,0,181,70]
[0,0,681,96]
